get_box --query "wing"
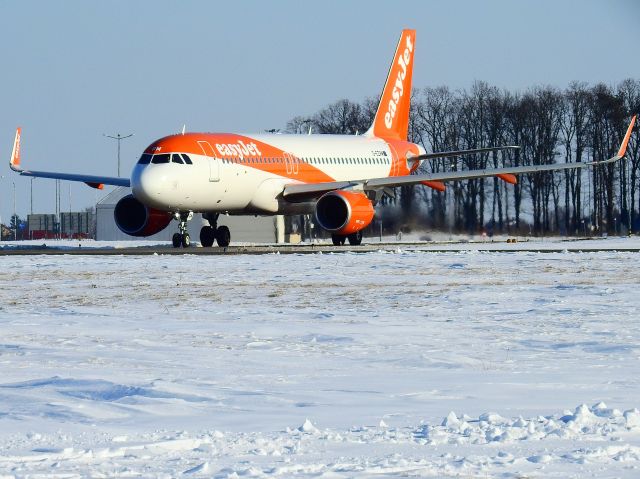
[9,128,131,189]
[284,115,636,200]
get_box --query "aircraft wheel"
[182,233,191,248]
[347,231,363,246]
[200,225,215,247]
[216,225,231,247]
[172,233,182,248]
[331,234,346,246]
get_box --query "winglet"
[10,127,22,171]
[617,115,637,158]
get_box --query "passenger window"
[181,154,193,165]
[172,154,184,164]
[138,154,152,164]
[152,154,170,164]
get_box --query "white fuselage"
[131,133,420,215]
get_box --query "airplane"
[9,30,637,247]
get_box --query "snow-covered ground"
[1,243,640,477]
[2,233,639,251]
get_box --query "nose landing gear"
[172,211,193,248]
[200,213,231,247]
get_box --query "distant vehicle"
[9,30,637,247]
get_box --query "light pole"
[0,175,4,240]
[12,181,16,241]
[30,177,34,215]
[104,132,134,177]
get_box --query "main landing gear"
[199,213,231,247]
[172,211,193,248]
[331,230,363,246]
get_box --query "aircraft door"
[197,140,220,182]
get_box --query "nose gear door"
[197,140,220,182]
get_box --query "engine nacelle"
[114,194,172,237]
[314,190,374,235]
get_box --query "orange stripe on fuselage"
[146,133,336,184]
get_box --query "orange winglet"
[10,127,21,171]
[497,173,517,185]
[85,182,104,190]
[617,114,637,158]
[421,180,446,192]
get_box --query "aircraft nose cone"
[131,165,167,207]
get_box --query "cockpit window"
[172,154,184,164]
[138,154,152,164]
[151,154,171,164]
[181,154,193,165]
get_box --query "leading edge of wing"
[15,168,130,188]
[283,157,616,200]
[9,127,130,188]
[283,115,635,198]
[364,159,610,189]
[367,115,635,189]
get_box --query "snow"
[1,240,640,476]
[2,234,640,253]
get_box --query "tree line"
[286,80,640,236]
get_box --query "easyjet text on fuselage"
[215,140,262,159]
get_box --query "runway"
[1,238,639,255]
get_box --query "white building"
[96,187,281,243]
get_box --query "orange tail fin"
[366,29,416,141]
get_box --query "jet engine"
[114,194,172,237]
[314,190,374,235]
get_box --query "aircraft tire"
[216,226,231,247]
[347,231,363,246]
[200,226,215,247]
[331,234,346,246]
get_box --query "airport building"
[27,212,95,240]
[27,214,57,239]
[95,187,286,243]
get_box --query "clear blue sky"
[1,0,639,222]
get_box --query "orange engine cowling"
[314,190,375,235]
[114,194,172,237]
